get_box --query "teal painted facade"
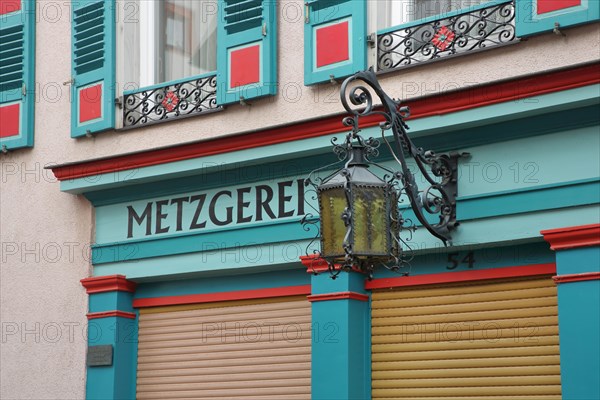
[554,245,600,400]
[310,272,370,400]
[62,75,599,399]
[84,290,137,400]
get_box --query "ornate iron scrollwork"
[303,69,469,278]
[123,74,223,128]
[378,1,517,71]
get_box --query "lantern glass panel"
[319,186,347,257]
[352,185,388,257]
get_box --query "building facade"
[1,0,599,399]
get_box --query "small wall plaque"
[87,345,113,367]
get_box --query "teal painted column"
[302,256,370,400]
[542,224,600,400]
[81,275,138,400]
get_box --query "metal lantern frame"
[302,69,468,279]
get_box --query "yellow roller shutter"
[371,275,561,400]
[137,295,311,400]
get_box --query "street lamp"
[303,69,468,279]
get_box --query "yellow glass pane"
[353,187,388,256]
[319,187,347,257]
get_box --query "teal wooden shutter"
[0,0,35,150]
[304,0,366,86]
[71,0,115,138]
[516,0,600,36]
[216,0,277,105]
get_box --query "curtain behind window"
[124,0,217,88]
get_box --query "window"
[374,0,517,71]
[123,0,217,89]
[376,0,488,30]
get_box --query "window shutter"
[304,0,366,86]
[0,0,35,150]
[216,0,277,105]
[516,0,599,36]
[70,0,115,138]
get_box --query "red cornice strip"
[299,254,362,274]
[365,263,557,290]
[553,272,600,284]
[51,63,600,181]
[307,292,369,302]
[86,310,136,320]
[541,224,600,250]
[133,285,311,308]
[80,275,137,294]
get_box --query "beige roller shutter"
[371,275,561,400]
[137,296,311,400]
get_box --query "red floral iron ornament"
[162,91,180,112]
[431,26,456,51]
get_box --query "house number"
[446,251,476,270]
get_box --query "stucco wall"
[0,0,598,398]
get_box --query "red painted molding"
[80,275,137,294]
[553,272,600,284]
[307,291,369,302]
[365,263,557,290]
[133,285,311,308]
[86,310,136,320]
[300,254,363,274]
[541,224,600,250]
[50,63,600,181]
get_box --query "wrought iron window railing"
[377,0,517,72]
[122,73,222,129]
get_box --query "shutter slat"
[373,355,561,371]
[372,305,557,326]
[373,296,557,317]
[372,276,561,399]
[137,386,310,400]
[373,385,562,398]
[70,0,114,136]
[138,361,312,377]
[373,286,557,308]
[373,345,560,362]
[373,365,561,380]
[137,354,312,369]
[372,277,552,300]
[137,370,311,386]
[372,315,558,337]
[137,296,310,399]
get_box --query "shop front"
[50,69,600,399]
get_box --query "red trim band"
[86,310,136,320]
[307,292,369,302]
[81,275,137,294]
[51,63,600,181]
[300,254,363,274]
[133,285,311,308]
[553,272,600,284]
[365,263,557,290]
[541,224,600,250]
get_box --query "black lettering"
[209,191,233,226]
[278,181,295,218]
[297,179,305,216]
[127,203,152,238]
[189,194,207,229]
[170,196,189,231]
[237,187,253,223]
[155,200,170,234]
[255,185,276,221]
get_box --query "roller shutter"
[371,275,561,400]
[137,296,311,400]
